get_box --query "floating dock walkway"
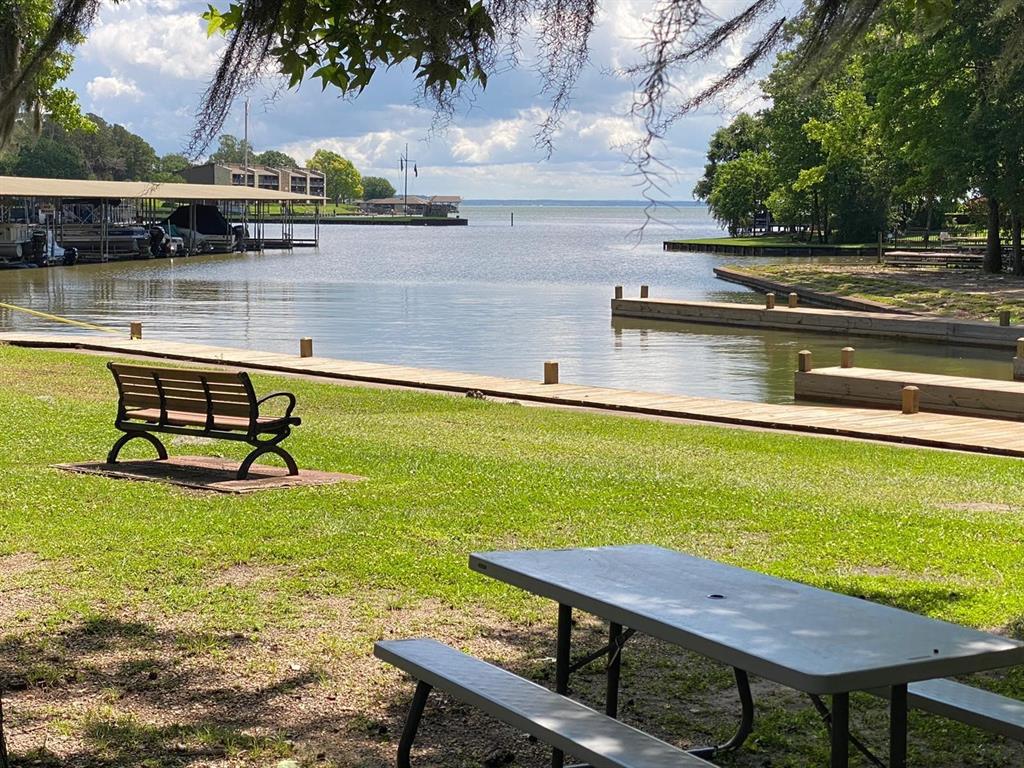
[796,363,1024,421]
[3,331,1024,460]
[611,294,1022,349]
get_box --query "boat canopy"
[0,176,324,202]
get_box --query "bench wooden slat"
[115,375,251,397]
[123,408,286,430]
[869,678,1024,741]
[375,639,711,768]
[109,363,250,386]
[118,380,252,401]
[122,397,253,417]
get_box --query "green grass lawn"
[3,345,1024,766]
[666,235,877,249]
[735,263,1024,321]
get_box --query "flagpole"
[403,143,409,216]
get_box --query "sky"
[65,0,773,199]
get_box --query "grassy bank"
[667,235,877,250]
[737,263,1024,321]
[3,346,1024,766]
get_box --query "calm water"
[0,204,1012,402]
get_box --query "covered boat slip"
[0,175,324,263]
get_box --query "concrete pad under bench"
[796,366,1024,420]
[55,456,365,493]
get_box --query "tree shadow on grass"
[0,613,334,767]
[3,591,1024,768]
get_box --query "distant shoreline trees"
[695,1,1024,273]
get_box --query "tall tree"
[707,151,772,235]
[208,134,255,164]
[361,176,396,200]
[154,153,190,182]
[692,113,768,201]
[12,134,87,178]
[307,149,363,202]
[254,149,297,167]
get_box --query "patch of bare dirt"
[207,563,292,589]
[2,590,1022,768]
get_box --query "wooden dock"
[611,296,1022,349]
[796,364,1024,420]
[3,331,1024,459]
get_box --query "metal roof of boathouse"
[0,176,325,202]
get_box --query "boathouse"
[0,175,324,264]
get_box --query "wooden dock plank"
[3,331,1023,459]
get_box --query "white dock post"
[798,350,812,372]
[765,292,776,309]
[788,292,799,308]
[840,347,855,368]
[300,337,313,358]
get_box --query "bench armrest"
[256,391,297,420]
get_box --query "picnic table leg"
[890,683,908,768]
[606,622,623,718]
[397,681,432,768]
[830,693,850,768]
[552,603,572,768]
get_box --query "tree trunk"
[812,190,820,243]
[985,196,1002,273]
[1013,210,1023,276]
[923,197,933,245]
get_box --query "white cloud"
[86,75,142,101]
[83,10,224,80]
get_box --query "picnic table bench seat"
[106,362,301,480]
[375,638,713,768]
[870,678,1024,742]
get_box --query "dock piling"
[840,347,855,368]
[1000,310,1011,327]
[640,285,649,299]
[1014,338,1024,381]
[901,386,920,414]
[300,337,313,358]
[798,350,813,373]
[130,322,142,340]
[788,292,799,308]
[614,286,623,300]
[543,361,559,385]
[765,293,776,310]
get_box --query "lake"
[0,203,1012,402]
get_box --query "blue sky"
[67,0,770,199]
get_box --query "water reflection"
[0,204,1012,403]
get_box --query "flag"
[413,163,418,177]
[399,158,404,171]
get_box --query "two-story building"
[182,162,326,198]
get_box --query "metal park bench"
[375,638,713,768]
[106,362,301,480]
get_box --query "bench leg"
[107,432,168,464]
[397,681,432,768]
[237,444,299,480]
[689,667,755,759]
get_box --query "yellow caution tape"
[0,301,120,334]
